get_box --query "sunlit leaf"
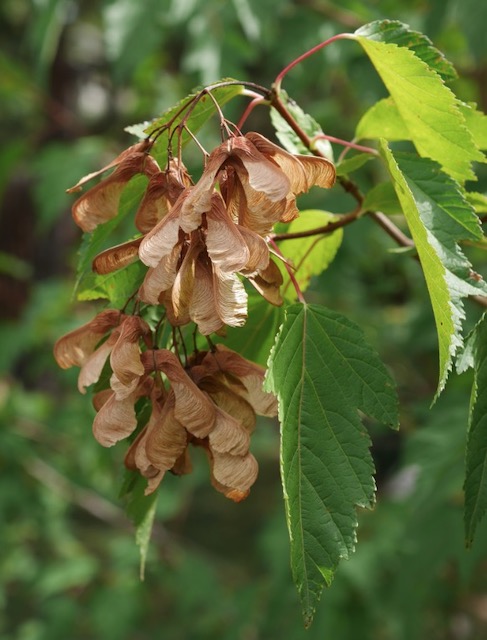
[380,143,487,394]
[355,98,408,142]
[354,25,485,182]
[466,192,487,215]
[265,303,398,626]
[459,102,487,150]
[355,20,457,82]
[277,210,343,300]
[335,153,373,176]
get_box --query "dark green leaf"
[265,303,398,625]
[460,314,487,546]
[77,260,147,309]
[120,470,158,579]
[380,143,487,394]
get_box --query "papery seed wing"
[138,242,182,305]
[145,391,188,469]
[208,406,250,456]
[247,258,283,307]
[66,140,154,194]
[78,332,119,394]
[92,389,138,447]
[152,350,216,438]
[190,256,225,335]
[213,267,247,328]
[139,191,189,267]
[92,238,143,275]
[205,194,249,272]
[211,450,258,499]
[53,309,122,369]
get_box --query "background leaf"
[120,471,158,579]
[363,182,402,215]
[335,153,373,177]
[380,143,487,394]
[265,303,398,625]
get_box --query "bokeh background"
[1,1,487,638]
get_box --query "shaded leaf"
[215,291,284,367]
[459,314,487,546]
[270,91,334,161]
[120,470,158,579]
[265,303,398,625]
[363,182,402,215]
[380,143,487,394]
[78,261,147,309]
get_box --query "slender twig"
[274,33,351,92]
[269,238,306,303]
[368,211,415,248]
[313,134,378,156]
[237,96,267,130]
[271,208,362,242]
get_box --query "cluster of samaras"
[54,131,335,499]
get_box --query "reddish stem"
[237,97,266,130]
[269,238,306,304]
[313,134,378,156]
[274,33,351,91]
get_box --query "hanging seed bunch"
[54,89,335,501]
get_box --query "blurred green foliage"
[1,0,487,638]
